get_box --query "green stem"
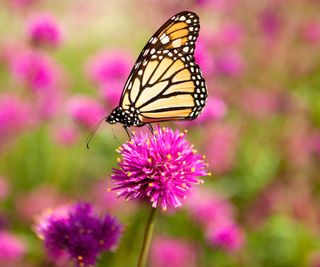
[137,207,157,267]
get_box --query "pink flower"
[15,186,68,222]
[0,232,26,262]
[10,50,59,92]
[0,94,30,141]
[150,237,197,267]
[207,222,245,252]
[301,20,320,44]
[86,50,133,86]
[195,0,239,13]
[195,38,215,76]
[53,126,78,146]
[241,88,283,119]
[259,8,282,44]
[100,80,123,108]
[26,13,61,48]
[215,49,245,77]
[9,0,38,8]
[186,189,234,228]
[112,126,209,210]
[214,23,244,47]
[67,96,106,129]
[205,124,239,174]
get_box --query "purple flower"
[259,7,282,44]
[67,96,106,129]
[0,231,26,263]
[112,126,209,211]
[207,222,245,252]
[35,203,122,267]
[26,13,61,48]
[150,236,197,267]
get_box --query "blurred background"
[1,0,320,266]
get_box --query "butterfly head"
[106,106,141,126]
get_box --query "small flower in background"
[195,0,239,13]
[301,20,320,44]
[100,80,123,108]
[0,177,9,200]
[0,231,26,264]
[186,189,234,228]
[150,237,197,267]
[10,50,60,92]
[53,126,78,146]
[15,186,68,222]
[0,94,30,142]
[112,126,209,211]
[241,88,283,119]
[86,49,133,86]
[194,38,215,76]
[213,22,244,47]
[259,7,283,44]
[67,95,106,129]
[150,237,198,267]
[207,222,245,252]
[9,0,38,9]
[35,203,122,267]
[182,97,227,127]
[205,123,239,174]
[215,49,245,77]
[26,13,62,48]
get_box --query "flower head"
[35,203,122,267]
[0,231,26,263]
[67,96,105,129]
[26,13,61,48]
[112,126,209,211]
[150,237,197,267]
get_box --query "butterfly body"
[106,11,207,130]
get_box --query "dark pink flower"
[214,23,244,47]
[195,38,215,76]
[67,96,105,129]
[112,126,209,211]
[207,222,245,252]
[26,13,61,48]
[150,237,197,267]
[259,8,282,44]
[100,80,123,108]
[0,231,26,262]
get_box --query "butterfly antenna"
[85,117,107,149]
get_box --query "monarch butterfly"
[107,11,207,136]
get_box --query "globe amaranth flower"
[112,126,209,211]
[26,13,61,48]
[35,203,122,267]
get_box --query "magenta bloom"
[26,13,61,48]
[0,94,30,141]
[194,38,215,76]
[150,237,197,267]
[112,126,209,210]
[207,222,245,252]
[0,231,26,263]
[186,189,234,228]
[10,50,59,92]
[67,96,105,129]
[301,20,320,44]
[86,49,133,86]
[215,49,245,77]
[36,203,122,267]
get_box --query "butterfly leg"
[147,123,154,134]
[124,125,134,139]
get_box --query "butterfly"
[107,11,208,136]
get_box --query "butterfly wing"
[120,11,207,124]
